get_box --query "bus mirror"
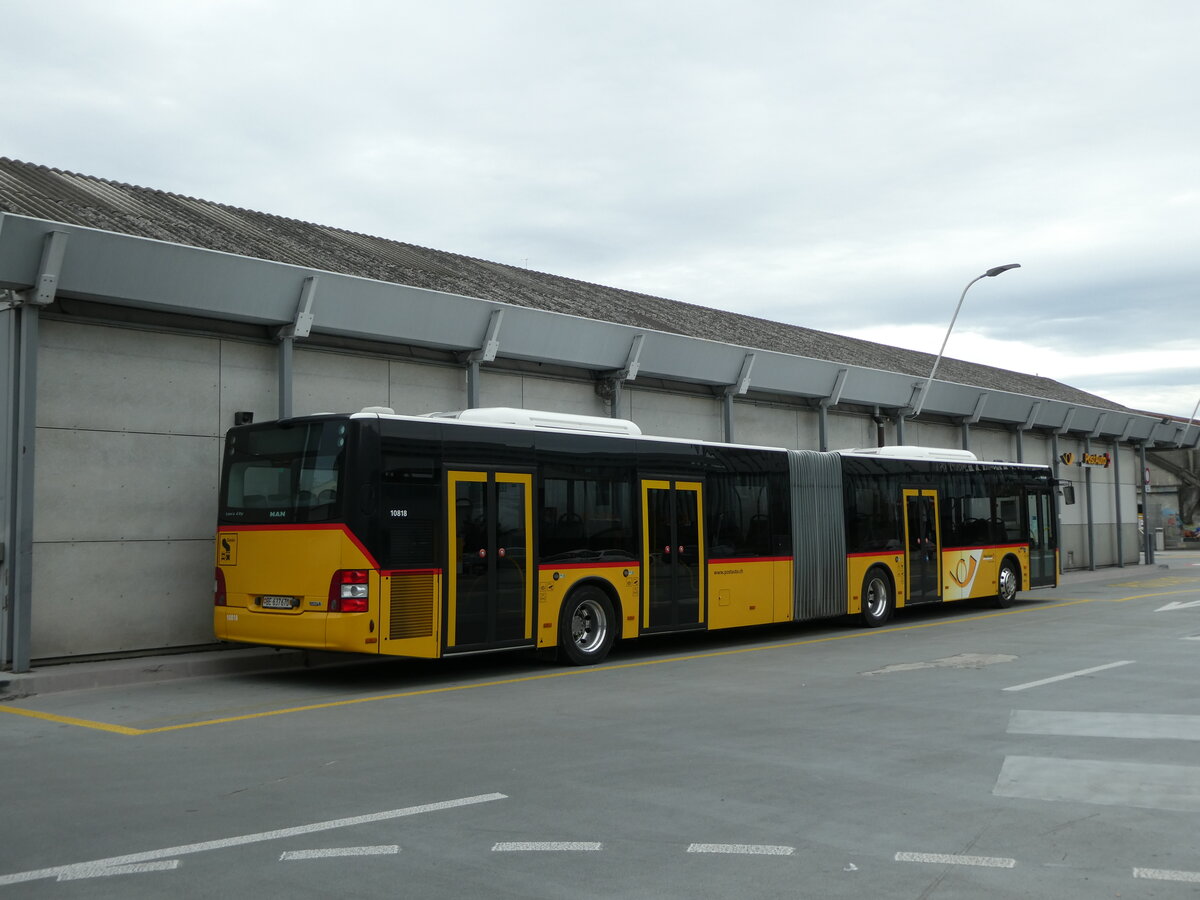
[1061,483,1076,505]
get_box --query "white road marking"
[1134,867,1200,883]
[492,842,603,852]
[0,792,506,887]
[1002,660,1134,692]
[1156,599,1200,611]
[995,756,1200,811]
[895,852,1015,868]
[281,846,399,860]
[863,653,1017,676]
[56,860,180,881]
[686,843,795,856]
[1009,710,1200,741]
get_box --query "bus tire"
[994,558,1020,608]
[559,585,616,666]
[861,567,894,627]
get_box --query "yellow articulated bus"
[215,407,1059,665]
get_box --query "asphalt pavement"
[1,551,1188,701]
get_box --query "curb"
[0,647,355,701]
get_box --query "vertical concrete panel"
[797,409,821,449]
[735,403,800,449]
[629,390,722,441]
[519,377,606,417]
[479,371,525,409]
[388,360,462,415]
[292,347,390,416]
[34,430,218,542]
[219,339,277,428]
[827,412,877,450]
[972,428,1017,462]
[39,319,220,435]
[1023,434,1054,467]
[31,540,214,658]
[904,420,962,450]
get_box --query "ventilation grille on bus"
[389,573,436,640]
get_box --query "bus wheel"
[861,568,893,627]
[559,586,616,666]
[994,559,1020,608]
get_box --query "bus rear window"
[220,421,348,524]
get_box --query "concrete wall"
[1054,441,1141,568]
[34,320,222,658]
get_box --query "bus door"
[1025,489,1057,586]
[641,479,705,632]
[903,489,941,603]
[446,470,534,652]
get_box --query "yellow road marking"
[3,587,1198,736]
[0,705,142,735]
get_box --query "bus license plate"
[260,595,299,609]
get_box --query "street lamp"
[912,263,1021,416]
[1183,395,1200,447]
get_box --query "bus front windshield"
[220,420,348,524]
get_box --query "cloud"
[3,0,1198,415]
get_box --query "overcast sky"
[5,0,1198,417]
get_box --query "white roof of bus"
[348,407,1047,466]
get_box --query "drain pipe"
[872,407,886,447]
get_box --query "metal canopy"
[0,211,1180,447]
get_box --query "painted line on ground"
[0,793,505,888]
[1009,709,1200,741]
[1002,660,1134,692]
[895,851,1015,868]
[56,860,180,881]
[1156,599,1200,611]
[995,756,1200,812]
[1134,867,1200,883]
[2,586,1193,737]
[281,845,399,860]
[687,843,795,856]
[0,705,141,735]
[492,842,603,852]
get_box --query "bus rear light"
[214,567,227,607]
[329,569,370,612]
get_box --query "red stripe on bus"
[943,543,1029,552]
[708,556,793,564]
[848,544,1029,558]
[537,561,639,570]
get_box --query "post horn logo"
[949,555,978,588]
[1060,452,1075,466]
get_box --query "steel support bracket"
[1055,407,1077,436]
[723,352,756,397]
[0,231,68,310]
[468,309,504,364]
[820,368,848,409]
[277,275,318,340]
[1020,401,1042,432]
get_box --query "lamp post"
[912,263,1021,416]
[1184,396,1200,447]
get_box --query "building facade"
[1,159,1189,669]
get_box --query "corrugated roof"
[0,156,1126,412]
